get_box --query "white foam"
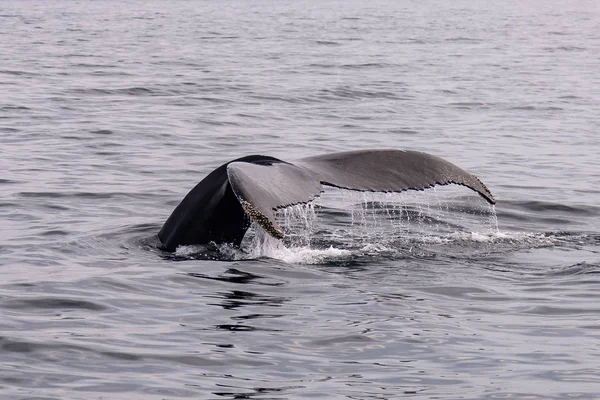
[443,230,560,245]
[246,227,351,264]
[360,243,394,254]
[268,245,352,265]
[175,244,203,257]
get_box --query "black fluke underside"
[157,149,495,252]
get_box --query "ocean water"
[1,0,600,399]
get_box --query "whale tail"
[158,150,495,251]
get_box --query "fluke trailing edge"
[158,149,495,252]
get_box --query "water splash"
[244,223,351,264]
[241,187,500,263]
[489,204,500,233]
[279,203,317,247]
[171,189,590,264]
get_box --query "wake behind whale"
[158,149,495,252]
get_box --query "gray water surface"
[1,1,600,399]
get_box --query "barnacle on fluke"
[158,149,495,252]
[239,199,284,239]
[472,175,494,203]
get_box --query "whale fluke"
[227,160,322,239]
[158,149,495,252]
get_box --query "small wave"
[505,105,564,112]
[1,297,108,311]
[340,63,393,69]
[496,200,598,230]
[445,37,482,43]
[543,46,585,52]
[198,35,239,40]
[332,37,362,41]
[387,128,419,135]
[248,94,304,104]
[316,40,340,46]
[445,102,488,110]
[521,305,600,316]
[17,191,148,200]
[546,261,600,277]
[194,118,244,127]
[0,105,30,111]
[39,229,70,237]
[90,70,134,77]
[72,63,117,68]
[0,69,40,76]
[507,200,596,215]
[509,105,537,111]
[69,87,160,96]
[318,87,400,100]
[114,87,155,96]
[308,63,338,69]
[193,96,236,104]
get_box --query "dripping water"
[243,187,499,258]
